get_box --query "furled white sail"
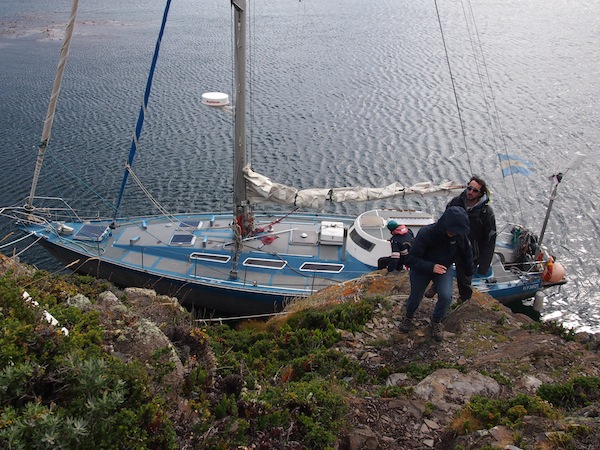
[243,166,464,209]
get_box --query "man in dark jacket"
[446,175,497,301]
[400,206,473,341]
[425,175,497,302]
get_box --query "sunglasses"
[466,186,481,193]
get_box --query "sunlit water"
[1,0,599,330]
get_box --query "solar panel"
[73,225,109,242]
[170,234,196,246]
[178,220,202,229]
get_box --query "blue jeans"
[406,269,454,322]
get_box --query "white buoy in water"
[533,291,546,312]
[201,92,229,107]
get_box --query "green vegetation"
[3,264,600,449]
[452,382,600,449]
[538,376,600,410]
[0,272,176,449]
[452,393,559,434]
[0,270,380,449]
[522,320,576,341]
[202,302,378,447]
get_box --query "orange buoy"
[543,257,566,283]
[542,257,554,282]
[548,261,566,283]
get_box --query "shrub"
[538,376,600,410]
[0,273,177,449]
[453,393,558,432]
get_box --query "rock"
[0,254,33,277]
[67,293,92,309]
[385,373,408,386]
[518,374,544,392]
[413,369,500,411]
[423,418,440,430]
[97,290,126,312]
[345,426,379,450]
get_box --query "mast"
[230,0,249,278]
[27,0,80,211]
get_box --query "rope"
[196,310,289,323]
[253,207,298,234]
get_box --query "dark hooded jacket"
[406,206,473,276]
[447,189,496,275]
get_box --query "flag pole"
[536,152,585,258]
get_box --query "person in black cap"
[400,206,473,341]
[386,220,414,273]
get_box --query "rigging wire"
[124,165,189,230]
[436,0,527,223]
[433,0,473,175]
[0,232,36,250]
[12,236,44,259]
[460,0,526,223]
[45,151,115,212]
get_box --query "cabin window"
[190,253,230,263]
[243,258,286,269]
[349,229,375,252]
[299,262,344,273]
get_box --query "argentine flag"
[498,153,533,177]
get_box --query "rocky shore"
[2,253,600,449]
[330,272,600,449]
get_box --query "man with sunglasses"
[425,176,497,303]
[447,175,497,302]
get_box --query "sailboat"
[2,0,569,315]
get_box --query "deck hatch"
[299,262,344,273]
[243,258,286,269]
[289,229,318,245]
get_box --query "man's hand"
[433,264,447,274]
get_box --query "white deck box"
[320,221,345,245]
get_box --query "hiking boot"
[399,316,413,333]
[424,285,436,298]
[456,296,470,306]
[431,321,444,341]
